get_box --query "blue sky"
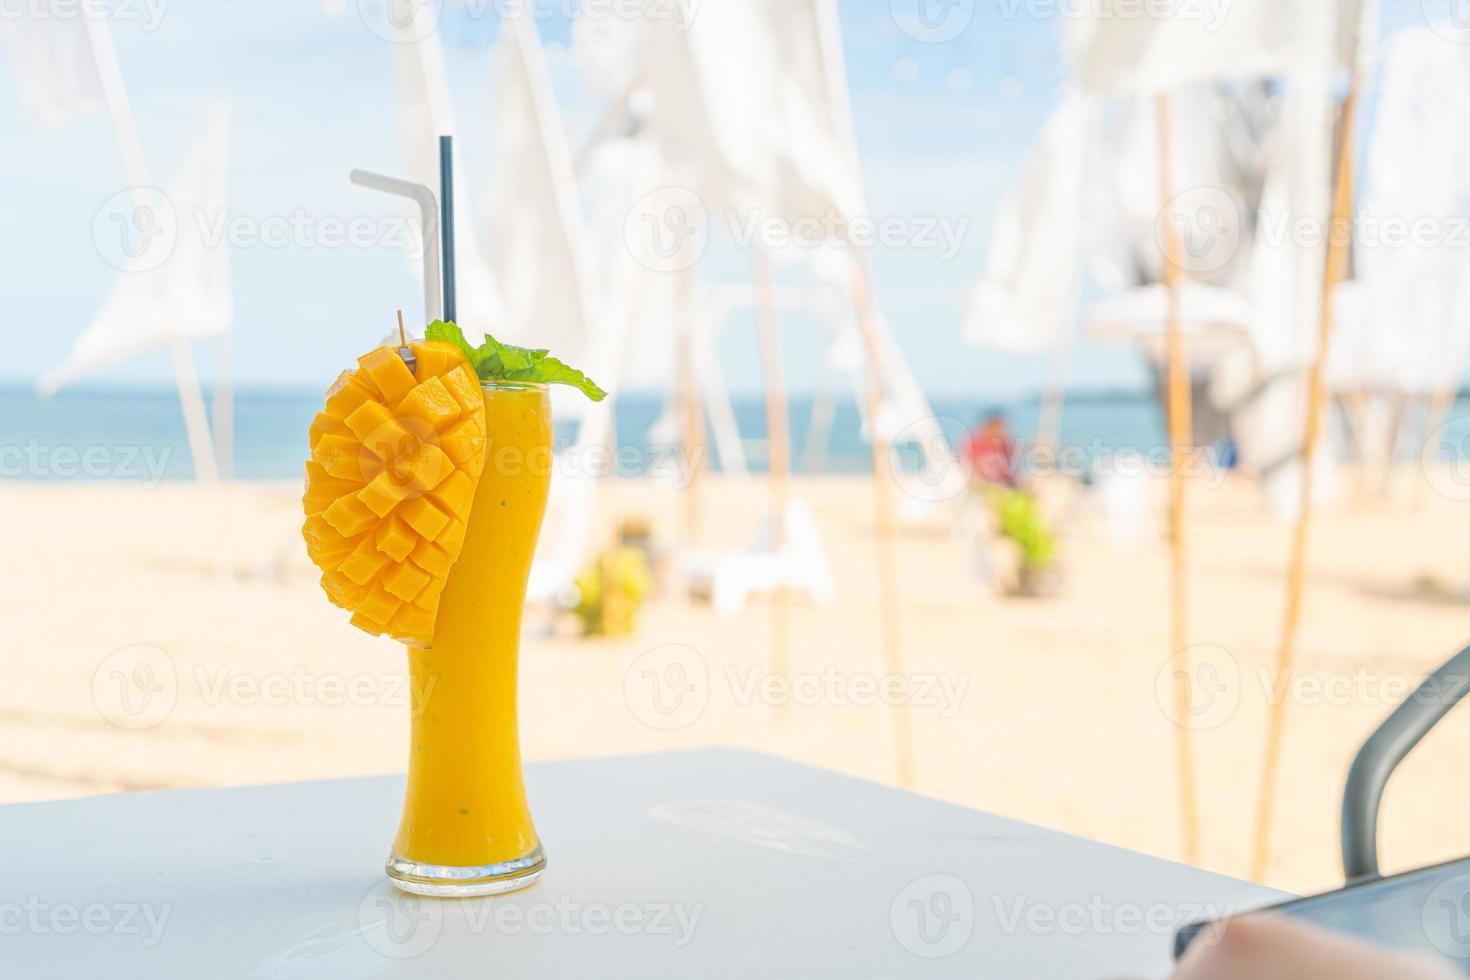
[0,0,1432,397]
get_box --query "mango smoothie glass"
[386,380,552,897]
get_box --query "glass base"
[385,845,547,897]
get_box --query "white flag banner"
[1327,26,1470,394]
[483,10,595,377]
[966,95,1088,351]
[574,0,946,476]
[386,0,504,331]
[1065,0,1341,97]
[37,101,232,395]
[581,132,683,390]
[629,0,864,226]
[1,5,106,128]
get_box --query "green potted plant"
[995,490,1060,597]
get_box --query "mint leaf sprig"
[426,321,606,402]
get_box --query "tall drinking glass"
[386,381,551,896]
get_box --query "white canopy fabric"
[965,94,1089,352]
[580,130,682,390]
[37,101,232,395]
[388,0,505,333]
[574,0,947,478]
[483,10,596,378]
[634,0,865,225]
[1326,25,1470,395]
[0,3,106,128]
[1065,0,1344,97]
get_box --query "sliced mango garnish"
[301,340,487,646]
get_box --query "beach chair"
[682,501,837,615]
[1341,643,1470,880]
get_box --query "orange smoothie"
[389,381,552,891]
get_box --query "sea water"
[2,383,1465,483]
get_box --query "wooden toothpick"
[396,309,408,348]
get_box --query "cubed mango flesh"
[300,341,490,646]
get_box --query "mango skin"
[302,341,487,646]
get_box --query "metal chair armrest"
[1342,644,1470,880]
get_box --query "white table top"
[4,749,1283,978]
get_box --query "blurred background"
[4,0,1470,895]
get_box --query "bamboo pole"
[1155,93,1202,867]
[678,266,706,550]
[1251,71,1362,884]
[1035,345,1069,461]
[850,256,916,790]
[213,323,234,483]
[755,247,792,719]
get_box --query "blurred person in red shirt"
[963,411,1019,489]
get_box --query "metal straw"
[439,134,457,324]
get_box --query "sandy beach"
[4,471,1469,897]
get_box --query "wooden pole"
[755,247,792,719]
[678,267,706,550]
[850,256,916,790]
[1251,71,1361,884]
[1035,341,1071,469]
[213,330,234,483]
[1155,92,1201,867]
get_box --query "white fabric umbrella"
[388,0,504,332]
[483,11,595,369]
[37,101,232,395]
[966,94,1090,352]
[1326,25,1470,395]
[1066,0,1336,97]
[0,3,106,128]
